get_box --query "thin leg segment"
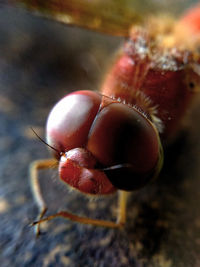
[117,190,129,226]
[31,190,128,229]
[32,210,120,228]
[30,158,58,235]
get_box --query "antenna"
[31,127,61,154]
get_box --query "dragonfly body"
[46,8,200,195]
[16,1,200,231]
[101,28,200,139]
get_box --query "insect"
[16,1,200,235]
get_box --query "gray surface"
[1,6,200,267]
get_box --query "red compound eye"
[87,102,159,170]
[46,90,102,159]
[87,102,161,190]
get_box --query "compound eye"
[87,102,160,174]
[46,90,102,158]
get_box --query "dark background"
[1,4,200,267]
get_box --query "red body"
[46,6,200,195]
[180,5,200,34]
[101,31,200,138]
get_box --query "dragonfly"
[13,0,200,235]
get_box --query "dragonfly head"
[46,90,163,194]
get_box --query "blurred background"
[1,2,200,267]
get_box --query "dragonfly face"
[46,90,163,193]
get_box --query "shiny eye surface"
[87,102,160,173]
[86,101,162,190]
[46,90,102,158]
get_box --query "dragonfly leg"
[31,190,128,230]
[116,190,128,226]
[29,158,58,236]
